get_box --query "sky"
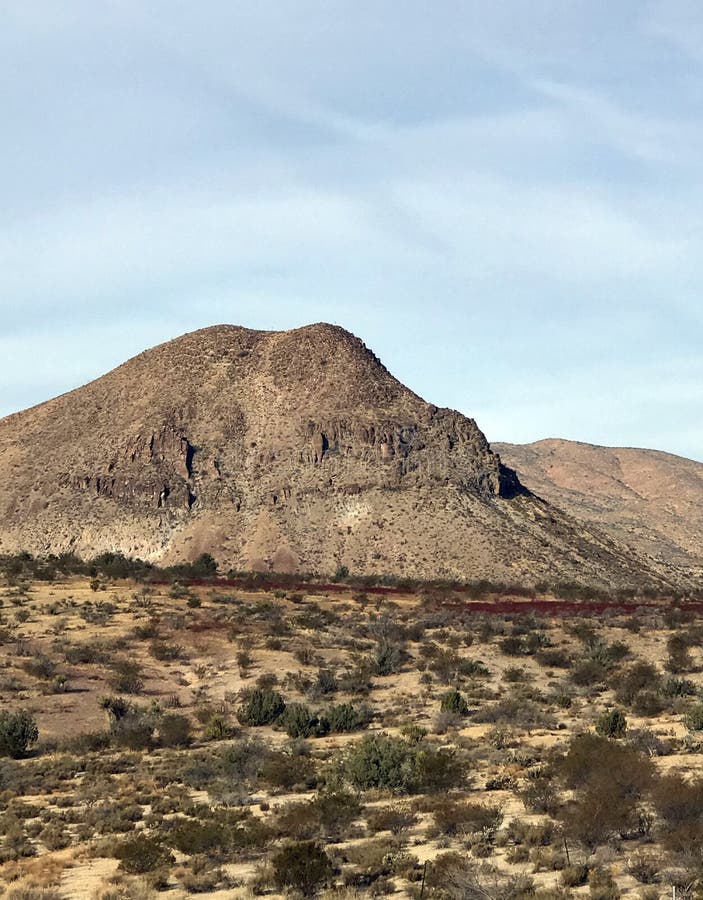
[1,1,702,461]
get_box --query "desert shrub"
[113,834,173,873]
[554,734,654,850]
[561,864,589,887]
[627,852,661,884]
[684,702,703,732]
[221,735,266,781]
[426,853,534,900]
[276,791,363,841]
[473,697,555,729]
[366,805,418,836]
[440,689,469,716]
[663,676,696,698]
[271,840,334,897]
[327,702,371,733]
[536,648,571,669]
[158,713,192,748]
[260,750,318,790]
[666,634,694,673]
[149,641,185,661]
[560,786,637,851]
[237,688,285,726]
[626,728,670,756]
[520,776,558,815]
[503,666,527,683]
[344,733,416,793]
[595,709,627,738]
[203,713,234,741]
[166,818,231,854]
[499,636,527,656]
[281,703,330,739]
[343,732,465,795]
[107,660,144,694]
[64,642,107,664]
[505,818,555,847]
[431,800,503,838]
[632,690,666,717]
[374,638,405,675]
[651,773,703,826]
[428,649,489,683]
[555,733,653,794]
[310,667,338,697]
[615,662,661,707]
[662,820,703,865]
[0,710,38,758]
[588,866,619,900]
[39,821,71,850]
[571,659,607,687]
[414,744,466,793]
[108,708,154,751]
[22,656,56,680]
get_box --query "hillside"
[0,324,677,587]
[495,438,703,581]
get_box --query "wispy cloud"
[1,2,702,460]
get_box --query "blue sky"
[1,1,702,460]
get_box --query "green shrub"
[595,709,627,738]
[343,732,465,794]
[0,710,38,758]
[281,703,330,738]
[327,702,371,733]
[237,689,286,726]
[344,733,417,793]
[374,638,405,675]
[439,689,469,716]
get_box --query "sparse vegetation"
[0,563,701,897]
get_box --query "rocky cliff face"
[0,324,682,587]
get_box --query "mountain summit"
[0,324,674,585]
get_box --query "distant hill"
[0,324,683,587]
[495,438,703,583]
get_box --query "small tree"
[0,709,38,758]
[272,841,334,896]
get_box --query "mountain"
[0,324,680,586]
[495,438,703,583]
